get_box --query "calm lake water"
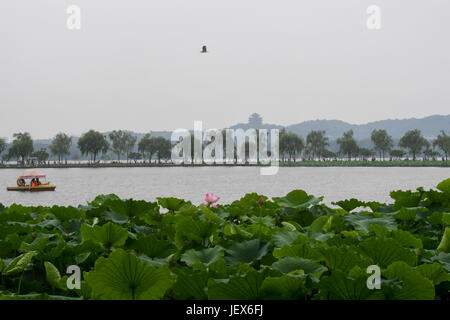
[0,167,449,207]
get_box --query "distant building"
[248,113,263,127]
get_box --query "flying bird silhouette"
[201,45,208,53]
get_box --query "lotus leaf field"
[1,179,450,300]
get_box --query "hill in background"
[230,114,450,140]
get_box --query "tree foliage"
[109,131,137,162]
[337,130,359,161]
[49,133,72,163]
[306,130,329,160]
[371,129,393,160]
[433,131,450,161]
[399,130,428,160]
[390,149,406,159]
[78,130,109,163]
[280,129,304,162]
[0,138,6,163]
[7,132,34,164]
[31,148,50,164]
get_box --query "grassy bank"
[0,160,449,169]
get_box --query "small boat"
[7,169,56,192]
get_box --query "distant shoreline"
[0,160,449,169]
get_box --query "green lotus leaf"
[75,252,91,264]
[2,251,37,276]
[89,194,121,207]
[383,261,435,300]
[208,269,266,300]
[390,190,422,209]
[359,238,416,268]
[157,197,186,211]
[103,211,129,224]
[104,199,159,218]
[333,199,366,212]
[271,230,301,247]
[320,246,370,273]
[273,243,322,261]
[172,270,208,299]
[173,216,218,249]
[80,222,128,248]
[416,263,450,285]
[44,261,62,289]
[391,207,425,221]
[199,205,224,224]
[431,252,450,271]
[19,236,49,253]
[85,249,174,300]
[437,228,450,253]
[271,257,327,275]
[436,178,450,194]
[181,246,224,266]
[309,216,329,234]
[280,221,301,232]
[225,239,270,265]
[346,215,397,234]
[129,234,175,258]
[274,190,322,210]
[319,270,374,300]
[50,206,85,221]
[392,230,423,249]
[223,223,253,238]
[428,212,450,226]
[261,274,307,299]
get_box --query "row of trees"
[0,132,73,165]
[1,128,449,164]
[278,129,450,161]
[78,130,172,163]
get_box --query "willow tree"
[8,132,34,165]
[306,130,329,160]
[78,130,109,163]
[124,133,137,163]
[280,130,304,162]
[49,133,72,163]
[337,130,359,161]
[109,130,126,161]
[399,129,428,161]
[433,131,450,161]
[138,134,157,163]
[0,138,6,158]
[371,129,393,160]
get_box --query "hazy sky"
[1,0,449,139]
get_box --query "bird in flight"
[201,45,208,53]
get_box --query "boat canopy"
[19,169,46,179]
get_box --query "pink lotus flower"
[204,193,220,206]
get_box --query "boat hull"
[7,185,56,192]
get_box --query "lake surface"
[0,167,449,207]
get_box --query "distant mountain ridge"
[231,114,450,140]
